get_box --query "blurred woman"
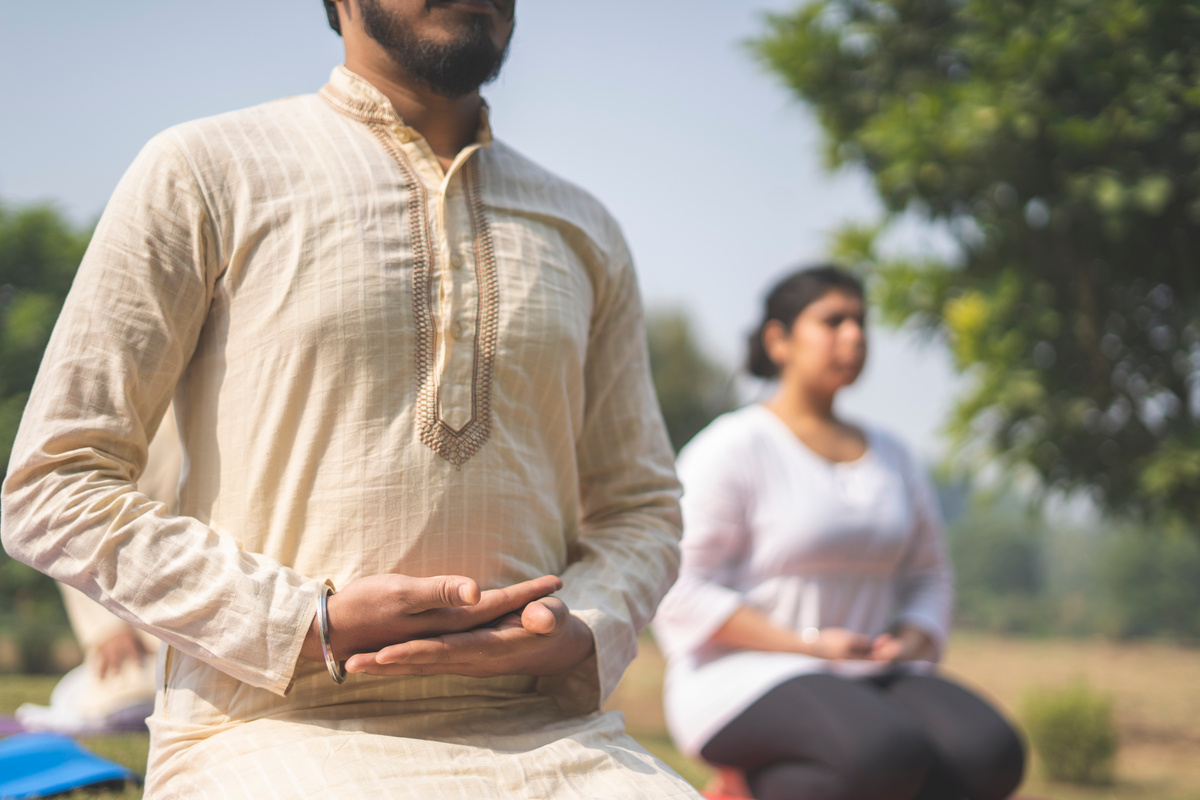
[652,266,1025,800]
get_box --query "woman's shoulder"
[676,406,779,478]
[681,405,776,457]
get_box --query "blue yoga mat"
[0,732,139,799]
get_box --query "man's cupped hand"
[300,573,594,677]
[343,593,595,678]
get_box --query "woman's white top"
[651,404,954,757]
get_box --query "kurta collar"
[320,65,493,148]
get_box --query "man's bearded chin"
[360,1,513,99]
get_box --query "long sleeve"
[57,407,183,654]
[892,455,955,655]
[543,239,683,712]
[0,133,322,695]
[651,423,750,660]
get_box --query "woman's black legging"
[699,672,1025,800]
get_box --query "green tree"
[645,308,736,452]
[1,203,90,471]
[0,202,90,671]
[752,0,1200,526]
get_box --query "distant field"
[4,633,1197,799]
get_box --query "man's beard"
[359,0,512,99]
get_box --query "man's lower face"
[358,0,515,99]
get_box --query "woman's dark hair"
[323,0,342,35]
[747,264,865,379]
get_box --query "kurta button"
[450,253,464,269]
[452,318,469,339]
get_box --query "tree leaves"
[645,309,737,453]
[0,204,90,470]
[752,0,1200,525]
[0,203,90,662]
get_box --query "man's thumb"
[410,575,480,611]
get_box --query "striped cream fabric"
[2,66,695,798]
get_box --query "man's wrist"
[300,611,324,661]
[317,586,347,683]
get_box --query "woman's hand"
[299,573,563,662]
[95,628,150,679]
[708,607,875,660]
[804,627,873,660]
[869,625,936,662]
[344,595,596,678]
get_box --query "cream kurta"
[1,67,694,799]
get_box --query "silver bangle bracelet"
[317,586,346,685]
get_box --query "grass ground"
[3,633,1197,798]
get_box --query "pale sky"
[0,0,960,458]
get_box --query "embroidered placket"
[318,83,498,467]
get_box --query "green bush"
[1021,681,1118,785]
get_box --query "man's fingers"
[477,575,561,606]
[373,637,458,666]
[332,573,565,654]
[317,574,566,659]
[342,604,592,679]
[358,627,517,668]
[399,575,481,613]
[474,575,562,616]
[347,656,492,678]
